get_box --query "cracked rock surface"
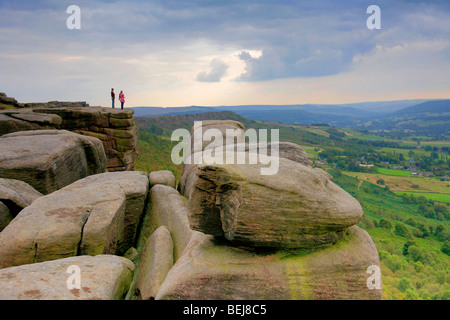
[0,171,149,269]
[0,255,134,300]
[0,130,107,194]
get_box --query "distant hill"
[135,111,255,134]
[131,100,431,118]
[131,99,449,138]
[360,100,450,139]
[132,106,216,117]
[392,99,450,115]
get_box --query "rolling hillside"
[134,111,450,300]
[131,99,449,138]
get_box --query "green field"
[341,128,386,141]
[396,192,450,204]
[377,168,414,177]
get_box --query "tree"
[434,224,448,242]
[403,240,416,256]
[395,223,413,239]
[441,241,450,256]
[398,278,413,293]
[378,218,393,229]
[408,246,431,264]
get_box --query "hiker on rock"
[111,88,115,108]
[119,90,125,109]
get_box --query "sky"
[0,0,449,108]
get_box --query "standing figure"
[119,90,125,109]
[111,88,115,108]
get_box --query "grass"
[341,128,386,141]
[396,192,450,204]
[378,168,414,177]
[343,171,450,195]
[378,147,430,157]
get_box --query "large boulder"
[179,151,363,249]
[0,178,43,231]
[127,226,174,300]
[0,130,107,194]
[32,107,138,171]
[0,255,134,300]
[156,226,381,300]
[140,185,194,261]
[0,104,139,172]
[0,112,60,136]
[149,170,176,189]
[0,171,149,269]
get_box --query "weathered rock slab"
[0,255,134,300]
[0,178,43,231]
[0,105,139,172]
[0,171,149,269]
[149,170,176,188]
[0,130,107,194]
[156,226,381,300]
[128,226,174,300]
[141,185,194,261]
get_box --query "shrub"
[378,218,393,229]
[403,240,416,256]
[441,241,450,256]
[394,223,413,239]
[398,278,414,293]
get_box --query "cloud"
[196,58,229,82]
[0,0,449,106]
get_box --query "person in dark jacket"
[111,88,115,108]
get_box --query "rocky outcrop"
[32,106,138,171]
[0,130,107,195]
[179,151,362,249]
[0,116,382,300]
[0,255,134,300]
[0,178,42,231]
[144,184,381,300]
[0,93,20,109]
[0,171,149,269]
[156,226,381,300]
[141,121,382,300]
[0,95,138,172]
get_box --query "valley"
[134,108,449,300]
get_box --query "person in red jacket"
[119,90,125,109]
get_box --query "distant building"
[418,172,433,177]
